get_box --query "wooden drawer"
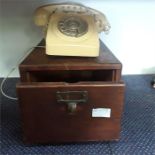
[17,82,124,144]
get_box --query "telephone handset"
[34,2,111,57]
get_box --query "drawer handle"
[56,91,88,114]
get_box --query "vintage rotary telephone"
[34,2,110,57]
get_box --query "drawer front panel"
[17,82,124,143]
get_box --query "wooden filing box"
[16,41,125,144]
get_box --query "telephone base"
[45,13,100,57]
[46,44,99,57]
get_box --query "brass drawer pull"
[56,91,88,113]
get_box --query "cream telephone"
[34,2,110,57]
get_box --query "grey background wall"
[1,0,155,77]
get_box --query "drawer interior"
[27,70,114,82]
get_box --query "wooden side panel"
[17,82,124,144]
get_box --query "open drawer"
[17,81,125,143]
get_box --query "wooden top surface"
[20,40,121,70]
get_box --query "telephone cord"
[0,46,45,100]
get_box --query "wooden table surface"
[20,40,122,70]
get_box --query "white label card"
[92,108,111,118]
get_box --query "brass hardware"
[56,91,88,113]
[67,102,77,113]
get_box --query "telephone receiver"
[34,2,111,57]
[34,2,110,33]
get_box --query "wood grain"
[17,82,124,143]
